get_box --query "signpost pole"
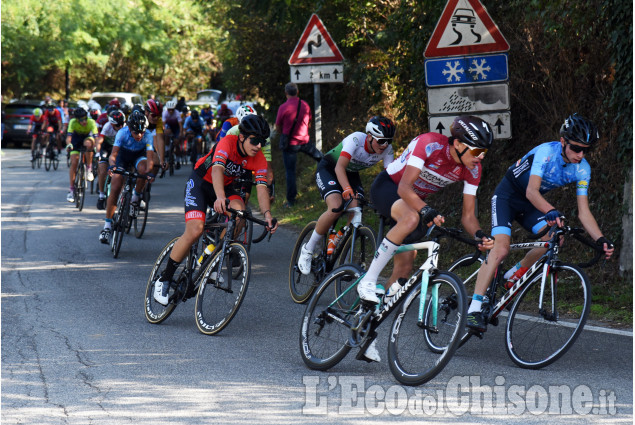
[313,83,322,151]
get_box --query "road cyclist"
[296,116,396,275]
[27,107,48,163]
[152,114,278,306]
[95,109,126,210]
[98,110,155,244]
[65,107,98,203]
[466,113,615,332]
[355,115,495,362]
[183,109,206,165]
[162,99,183,170]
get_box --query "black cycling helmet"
[74,107,88,119]
[450,115,493,149]
[190,109,199,120]
[182,105,190,114]
[559,113,599,146]
[127,110,148,133]
[131,103,144,114]
[366,116,396,139]
[89,108,100,120]
[108,110,125,127]
[121,103,132,116]
[239,114,270,139]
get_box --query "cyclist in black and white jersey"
[296,116,395,274]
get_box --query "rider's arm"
[397,165,428,212]
[460,194,481,236]
[155,132,165,165]
[255,183,277,233]
[211,164,227,213]
[109,146,119,168]
[526,175,557,213]
[334,155,353,196]
[577,195,614,258]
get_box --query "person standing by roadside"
[275,82,322,207]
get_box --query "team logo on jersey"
[428,163,439,170]
[400,148,411,163]
[242,160,248,167]
[469,164,480,179]
[425,142,444,157]
[328,180,336,186]
[184,179,198,207]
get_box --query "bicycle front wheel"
[134,185,150,238]
[195,243,250,335]
[289,221,322,304]
[44,150,52,171]
[300,264,363,370]
[505,262,591,369]
[111,193,129,258]
[144,237,180,324]
[76,163,86,211]
[388,271,467,386]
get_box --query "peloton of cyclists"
[65,107,98,202]
[183,109,206,164]
[99,110,155,244]
[152,114,278,306]
[297,116,396,274]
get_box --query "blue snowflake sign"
[425,53,508,87]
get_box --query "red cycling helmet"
[109,99,121,109]
[144,99,163,116]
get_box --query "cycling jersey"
[504,141,591,196]
[96,112,109,132]
[44,109,62,125]
[162,109,183,128]
[147,117,164,135]
[113,126,153,152]
[324,131,394,172]
[385,132,481,199]
[67,118,98,136]
[227,124,272,162]
[194,134,267,187]
[216,117,238,141]
[99,122,120,146]
[29,114,47,130]
[200,108,214,124]
[184,116,205,134]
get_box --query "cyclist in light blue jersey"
[467,114,615,332]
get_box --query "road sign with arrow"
[290,64,344,84]
[428,111,511,140]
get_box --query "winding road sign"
[289,14,344,65]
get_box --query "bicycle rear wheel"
[505,262,591,369]
[76,163,86,211]
[144,237,181,324]
[299,264,363,370]
[195,243,251,335]
[289,221,322,304]
[336,226,376,307]
[388,271,466,386]
[44,147,52,171]
[134,185,150,238]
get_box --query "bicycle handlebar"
[110,167,153,180]
[427,225,483,265]
[331,193,371,213]
[223,199,277,240]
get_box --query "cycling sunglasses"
[247,135,268,147]
[372,136,392,146]
[565,140,591,154]
[461,144,488,157]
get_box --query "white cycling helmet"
[236,105,256,123]
[165,100,177,109]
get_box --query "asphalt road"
[2,149,632,424]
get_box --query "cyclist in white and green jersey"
[297,116,395,275]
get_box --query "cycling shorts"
[165,122,180,137]
[69,133,94,152]
[183,171,242,222]
[490,176,548,237]
[115,148,146,171]
[98,143,114,163]
[370,170,427,244]
[315,158,364,200]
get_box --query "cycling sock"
[361,237,399,283]
[99,191,106,199]
[162,258,181,282]
[305,230,324,252]
[468,294,484,313]
[104,219,112,230]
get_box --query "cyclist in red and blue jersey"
[99,110,155,244]
[152,114,278,306]
[467,114,615,332]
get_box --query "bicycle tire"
[335,226,376,306]
[505,262,591,369]
[289,221,322,304]
[299,264,363,370]
[67,153,71,168]
[52,154,59,170]
[44,149,52,171]
[387,271,467,386]
[36,147,42,168]
[125,192,133,234]
[112,192,129,258]
[77,163,86,211]
[234,211,253,252]
[134,186,150,238]
[194,242,251,335]
[144,237,180,324]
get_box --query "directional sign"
[427,83,510,114]
[289,14,344,65]
[428,111,511,140]
[290,65,344,84]
[425,53,508,87]
[424,0,510,58]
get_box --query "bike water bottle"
[326,229,340,255]
[197,243,215,265]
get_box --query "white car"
[188,89,222,110]
[89,92,144,109]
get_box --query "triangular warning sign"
[288,14,344,65]
[424,0,509,58]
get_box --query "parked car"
[2,100,43,148]
[89,92,144,109]
[188,89,222,110]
